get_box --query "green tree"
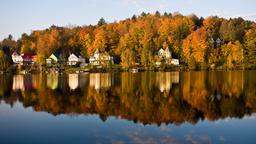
[244,29,256,68]
[0,49,10,70]
[219,19,244,42]
[222,41,244,69]
[97,17,106,26]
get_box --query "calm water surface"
[0,71,256,144]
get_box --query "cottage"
[21,53,36,65]
[67,53,79,65]
[89,49,114,65]
[171,59,179,65]
[158,48,165,57]
[156,47,179,66]
[46,54,58,66]
[158,47,171,59]
[12,51,23,64]
[78,56,88,68]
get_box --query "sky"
[0,0,256,40]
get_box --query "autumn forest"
[1,11,256,70]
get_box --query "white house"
[158,48,165,57]
[89,49,114,65]
[171,59,179,65]
[156,47,179,66]
[67,53,79,65]
[158,47,171,59]
[21,53,37,65]
[46,54,58,66]
[12,51,23,64]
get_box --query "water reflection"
[47,74,58,90]
[68,74,79,90]
[89,73,113,91]
[156,72,179,93]
[12,75,24,91]
[1,71,256,125]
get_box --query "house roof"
[21,54,36,59]
[159,48,164,52]
[164,47,170,53]
[69,53,78,59]
[12,51,20,56]
[48,54,58,61]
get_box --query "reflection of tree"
[0,71,256,125]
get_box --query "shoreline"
[0,65,250,75]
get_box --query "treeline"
[0,11,256,69]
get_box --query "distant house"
[158,47,171,59]
[12,51,37,65]
[46,54,58,66]
[156,47,179,66]
[78,56,85,63]
[158,48,165,57]
[171,59,179,65]
[78,56,87,68]
[67,53,79,66]
[21,54,37,65]
[89,49,114,65]
[12,51,23,64]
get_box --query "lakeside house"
[67,53,79,65]
[46,53,86,67]
[156,47,179,66]
[12,51,23,64]
[171,59,179,65]
[158,47,171,59]
[12,51,36,65]
[89,49,114,66]
[21,54,37,65]
[46,54,58,66]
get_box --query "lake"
[0,71,256,144]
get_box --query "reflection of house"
[156,72,179,93]
[67,53,79,66]
[89,73,112,91]
[68,74,79,90]
[12,75,24,91]
[47,74,58,90]
[157,72,171,93]
[46,54,58,66]
[12,51,23,64]
[12,75,38,91]
[89,49,114,65]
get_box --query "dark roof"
[21,54,36,59]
